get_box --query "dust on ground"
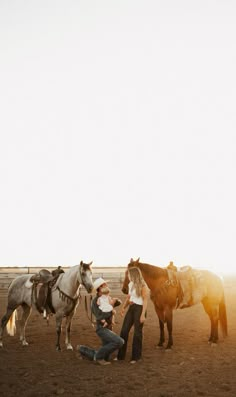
[0,276,236,397]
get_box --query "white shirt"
[128,281,143,305]
[97,294,113,312]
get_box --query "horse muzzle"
[86,286,93,294]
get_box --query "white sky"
[0,1,236,273]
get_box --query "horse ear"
[88,261,93,266]
[130,258,134,263]
[137,257,140,262]
[80,261,83,266]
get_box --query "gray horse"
[0,261,94,351]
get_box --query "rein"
[84,295,95,327]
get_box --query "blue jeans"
[117,303,144,361]
[79,325,124,361]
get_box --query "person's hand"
[101,319,108,327]
[114,298,122,307]
[120,308,125,317]
[140,314,146,324]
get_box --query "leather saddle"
[31,267,64,315]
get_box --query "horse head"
[79,261,94,293]
[121,270,129,295]
[121,257,140,294]
[129,257,140,267]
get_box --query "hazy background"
[1,1,235,274]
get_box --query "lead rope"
[84,295,95,327]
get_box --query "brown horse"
[122,258,228,349]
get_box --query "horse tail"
[219,293,228,337]
[6,310,17,336]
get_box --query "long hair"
[128,267,146,297]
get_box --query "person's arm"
[140,286,148,323]
[120,294,131,317]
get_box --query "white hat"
[93,277,109,292]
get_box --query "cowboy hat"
[93,277,109,292]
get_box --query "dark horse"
[122,258,228,349]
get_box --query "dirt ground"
[0,275,236,397]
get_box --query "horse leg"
[65,313,74,350]
[210,308,219,344]
[19,303,32,346]
[209,316,219,344]
[202,300,219,344]
[207,311,218,344]
[0,307,16,347]
[165,307,173,349]
[55,314,63,351]
[157,318,165,347]
[154,304,165,347]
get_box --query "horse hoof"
[22,340,29,346]
[0,342,3,348]
[210,342,217,347]
[66,344,73,351]
[208,339,217,346]
[156,345,164,349]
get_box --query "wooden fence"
[0,266,126,297]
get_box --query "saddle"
[166,265,195,308]
[176,266,193,308]
[31,267,65,315]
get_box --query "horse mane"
[130,262,167,279]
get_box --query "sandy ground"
[0,275,236,397]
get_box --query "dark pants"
[117,303,144,361]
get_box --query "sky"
[0,1,236,274]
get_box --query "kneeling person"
[78,278,124,365]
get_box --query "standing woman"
[117,266,148,364]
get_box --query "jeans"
[79,325,124,361]
[117,303,144,361]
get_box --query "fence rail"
[0,266,126,296]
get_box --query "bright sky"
[0,1,235,274]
